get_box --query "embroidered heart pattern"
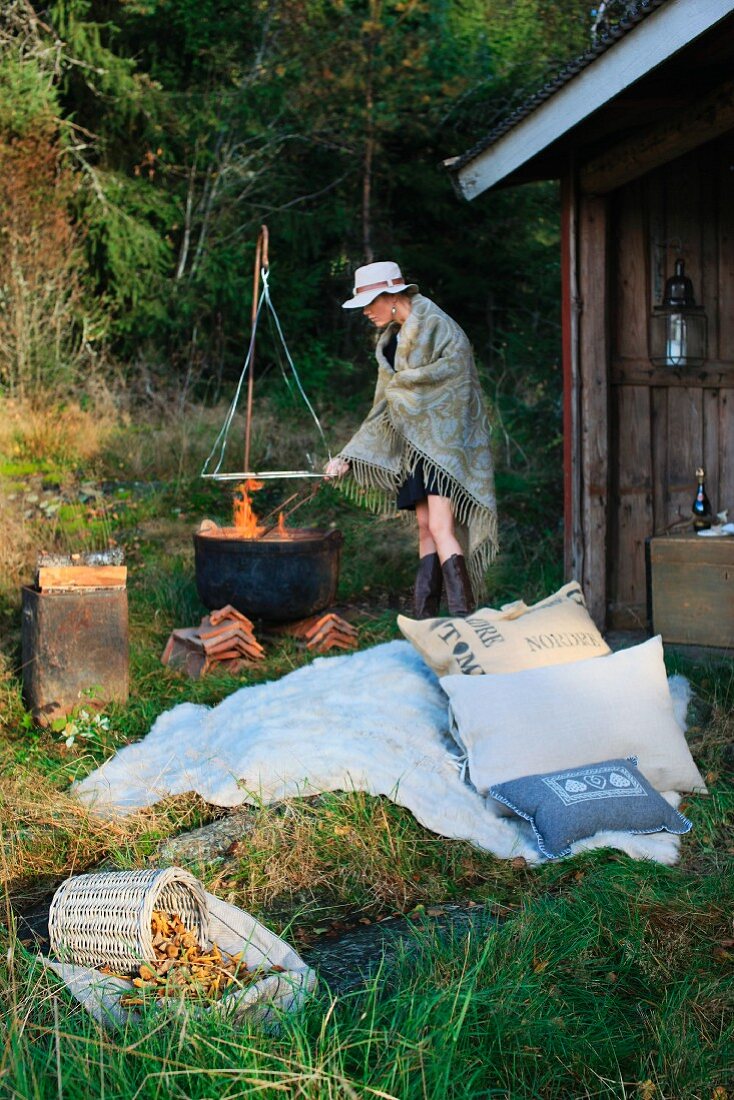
[584,774,606,789]
[564,779,587,793]
[609,771,632,788]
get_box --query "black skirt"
[396,459,442,511]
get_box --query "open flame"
[233,479,265,537]
[232,481,292,539]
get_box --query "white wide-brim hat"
[342,260,418,309]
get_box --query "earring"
[391,306,397,317]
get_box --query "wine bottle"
[692,467,713,531]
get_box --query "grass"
[1,863,732,1098]
[0,392,732,1099]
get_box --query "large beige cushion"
[440,635,707,797]
[398,581,610,676]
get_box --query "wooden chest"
[646,534,734,648]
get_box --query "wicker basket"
[48,867,210,972]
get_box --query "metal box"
[21,586,129,724]
[646,534,734,648]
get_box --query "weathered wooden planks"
[666,387,704,526]
[610,362,734,388]
[603,135,734,627]
[720,389,734,519]
[703,388,721,515]
[566,129,734,631]
[561,169,584,585]
[650,386,669,535]
[581,78,734,196]
[719,144,734,360]
[613,179,647,362]
[577,193,610,628]
[701,157,720,360]
[608,385,651,626]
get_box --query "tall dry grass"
[0,765,210,905]
[0,391,119,469]
[0,494,33,601]
[0,394,118,624]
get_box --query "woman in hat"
[325,260,497,618]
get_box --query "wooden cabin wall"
[563,186,610,629]
[605,135,734,628]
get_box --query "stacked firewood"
[161,605,265,678]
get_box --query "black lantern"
[649,259,707,368]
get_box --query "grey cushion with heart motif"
[488,758,692,859]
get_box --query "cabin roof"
[446,0,734,200]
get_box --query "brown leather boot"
[441,554,475,617]
[413,552,442,619]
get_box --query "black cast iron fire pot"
[194,527,343,623]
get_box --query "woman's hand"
[324,456,350,479]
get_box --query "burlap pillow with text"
[397,581,610,677]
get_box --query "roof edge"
[447,0,734,200]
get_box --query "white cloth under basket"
[44,890,317,1029]
[48,867,209,972]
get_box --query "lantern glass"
[649,258,707,368]
[649,308,707,367]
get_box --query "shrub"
[0,123,96,398]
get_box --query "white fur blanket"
[74,641,691,865]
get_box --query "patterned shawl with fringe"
[337,294,498,598]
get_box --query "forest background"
[0,0,597,477]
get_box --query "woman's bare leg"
[426,495,463,562]
[415,501,437,558]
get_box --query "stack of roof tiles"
[275,612,359,653]
[161,605,265,679]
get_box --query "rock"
[154,810,257,865]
